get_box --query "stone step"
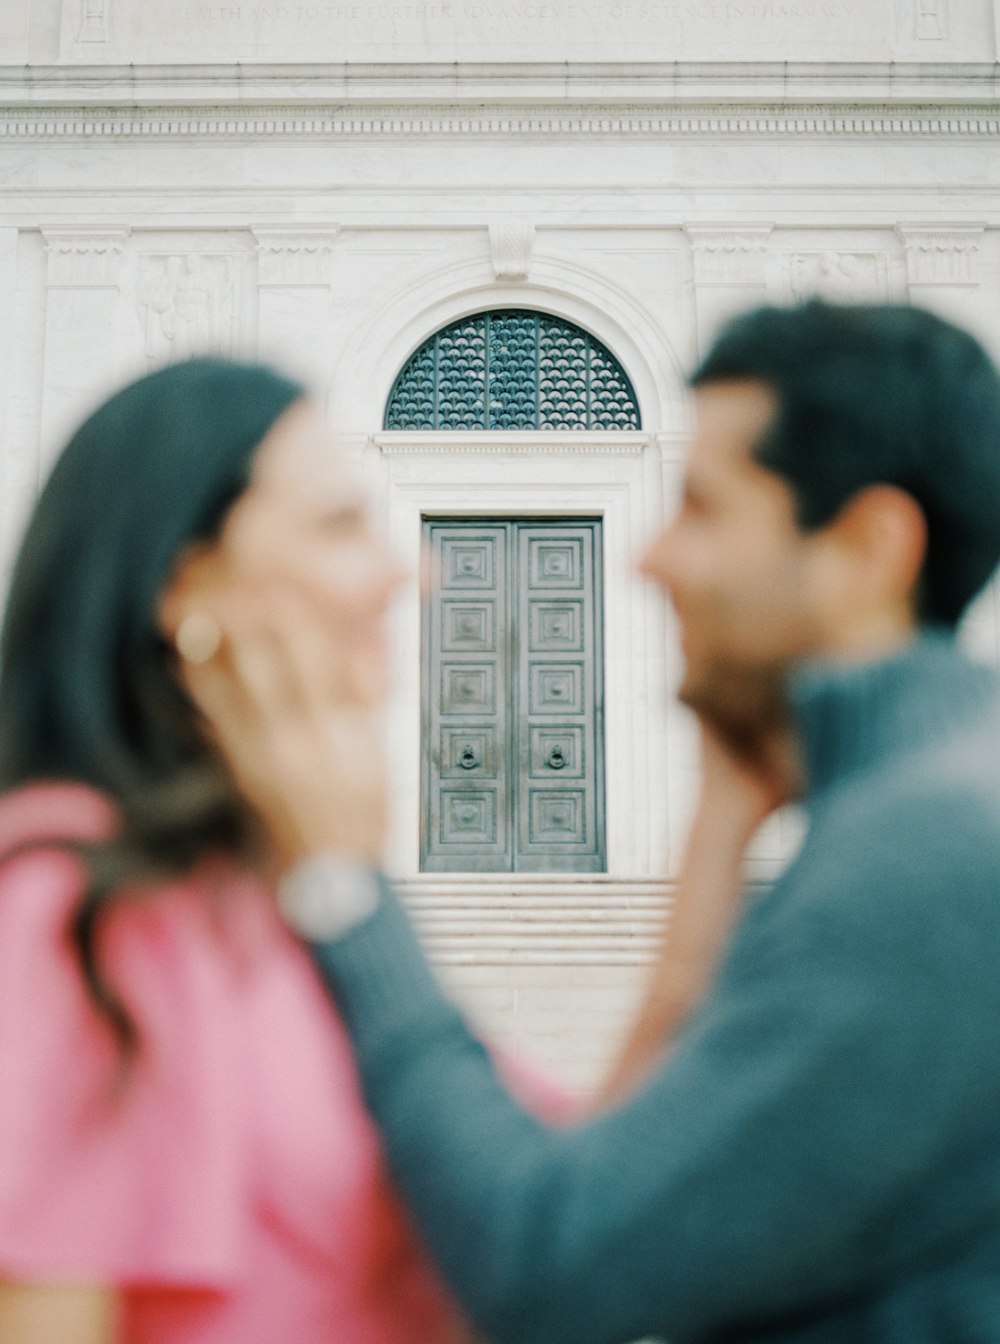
[395,876,673,965]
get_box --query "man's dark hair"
[691,300,1000,627]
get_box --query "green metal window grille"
[384,310,641,431]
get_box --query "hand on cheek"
[166,580,390,867]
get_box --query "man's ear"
[826,484,927,616]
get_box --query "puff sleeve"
[0,789,244,1288]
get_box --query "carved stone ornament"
[253,228,339,287]
[76,0,111,44]
[896,224,984,287]
[913,0,948,41]
[488,222,536,282]
[135,253,238,364]
[684,225,772,286]
[43,229,129,288]
[788,251,889,304]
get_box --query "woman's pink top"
[0,782,475,1343]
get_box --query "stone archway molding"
[327,251,688,435]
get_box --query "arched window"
[384,309,641,431]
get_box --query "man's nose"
[636,525,676,587]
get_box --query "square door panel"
[441,664,496,715]
[529,663,583,715]
[441,601,496,653]
[529,726,585,778]
[528,537,583,589]
[440,789,497,845]
[441,537,496,589]
[528,789,587,845]
[441,727,497,779]
[529,600,583,652]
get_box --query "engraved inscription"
[66,0,882,66]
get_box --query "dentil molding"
[5,104,1000,141]
[374,431,649,457]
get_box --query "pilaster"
[40,228,129,471]
[0,229,18,586]
[897,224,985,287]
[896,222,987,329]
[253,227,338,389]
[684,224,772,357]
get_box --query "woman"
[0,358,474,1343]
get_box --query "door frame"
[420,516,606,874]
[372,430,675,879]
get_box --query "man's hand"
[597,716,799,1106]
[166,584,390,869]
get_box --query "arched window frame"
[384,308,642,432]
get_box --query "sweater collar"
[789,630,1000,799]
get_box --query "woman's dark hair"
[691,300,1000,627]
[0,357,305,1051]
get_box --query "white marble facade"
[2,0,1000,1086]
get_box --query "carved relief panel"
[788,251,890,304]
[135,254,239,366]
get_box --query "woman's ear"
[156,540,225,641]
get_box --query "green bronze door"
[422,519,605,873]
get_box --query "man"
[193,301,1000,1343]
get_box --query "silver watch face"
[277,857,381,940]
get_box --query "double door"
[422,519,605,872]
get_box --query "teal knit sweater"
[310,635,1000,1343]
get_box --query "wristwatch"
[277,853,383,941]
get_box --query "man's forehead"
[689,379,778,468]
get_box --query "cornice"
[2,60,1000,106]
[3,101,1000,141]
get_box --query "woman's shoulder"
[0,781,248,1285]
[0,778,255,1051]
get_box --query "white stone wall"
[2,0,999,1087]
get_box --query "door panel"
[516,522,602,872]
[424,524,510,870]
[423,519,604,873]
